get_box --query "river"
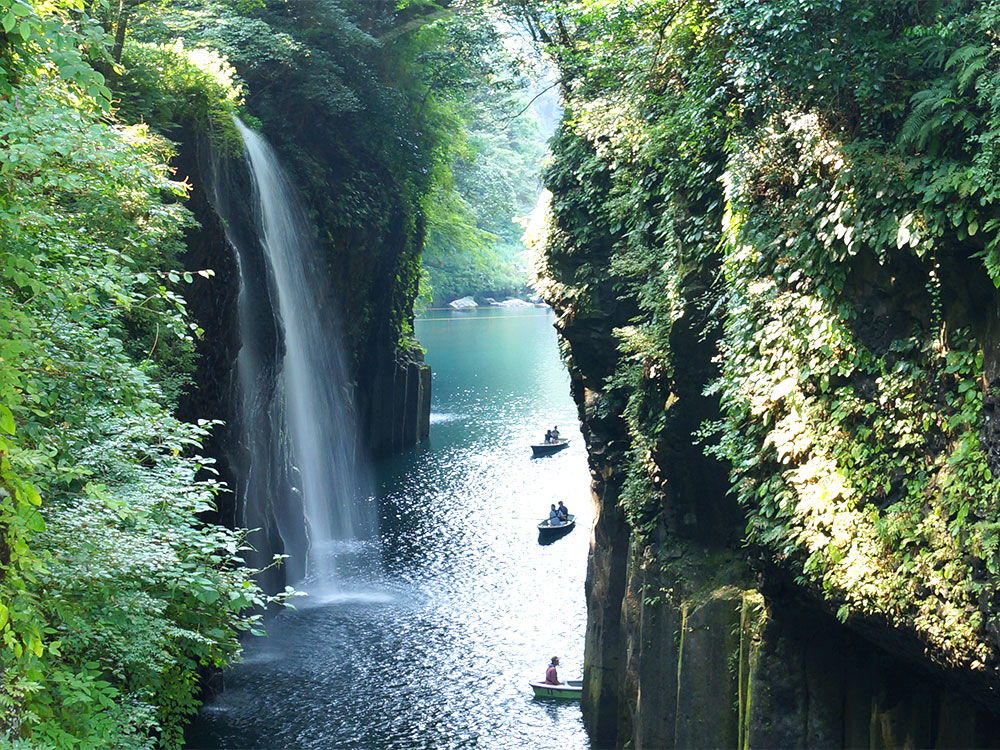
[187,307,593,749]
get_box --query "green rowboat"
[529,679,583,699]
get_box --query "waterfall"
[219,118,374,590]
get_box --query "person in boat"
[544,429,553,443]
[552,426,560,440]
[557,501,569,521]
[549,504,561,524]
[545,656,562,685]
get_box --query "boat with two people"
[531,438,569,456]
[538,501,574,542]
[537,514,575,535]
[530,426,569,457]
[537,509,575,545]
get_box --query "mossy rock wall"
[538,96,1000,748]
[574,482,1000,749]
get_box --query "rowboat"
[529,679,583,699]
[531,438,569,456]
[537,514,575,541]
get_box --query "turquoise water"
[187,307,592,749]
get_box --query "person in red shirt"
[545,656,562,685]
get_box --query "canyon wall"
[161,6,438,588]
[532,1,1000,737]
[157,3,436,472]
[541,173,1000,745]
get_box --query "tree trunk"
[110,0,130,66]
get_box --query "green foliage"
[422,104,546,302]
[0,0,111,101]
[115,39,245,147]
[0,51,282,750]
[711,98,1000,661]
[406,10,547,304]
[532,0,729,532]
[134,0,480,350]
[534,0,1000,670]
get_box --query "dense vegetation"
[0,6,283,745]
[125,0,470,353]
[0,0,522,746]
[523,0,1000,677]
[420,73,549,306]
[16,0,1000,742]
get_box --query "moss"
[737,593,765,750]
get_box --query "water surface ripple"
[187,308,592,749]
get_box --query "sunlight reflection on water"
[187,309,592,749]
[428,412,465,424]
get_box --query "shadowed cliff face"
[537,124,751,748]
[522,0,1000,744]
[534,125,636,746]
[173,130,248,527]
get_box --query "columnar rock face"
[538,125,1000,748]
[536,132,636,744]
[362,344,432,456]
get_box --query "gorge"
[8,1,1000,748]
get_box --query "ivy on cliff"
[531,0,1000,674]
[529,0,731,532]
[711,0,1000,664]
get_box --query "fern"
[946,44,989,93]
[945,43,988,68]
[898,86,950,151]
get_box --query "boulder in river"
[448,296,477,309]
[497,298,533,308]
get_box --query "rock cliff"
[540,141,1000,744]
[163,4,436,586]
[533,2,1000,737]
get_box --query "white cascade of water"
[231,117,374,589]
